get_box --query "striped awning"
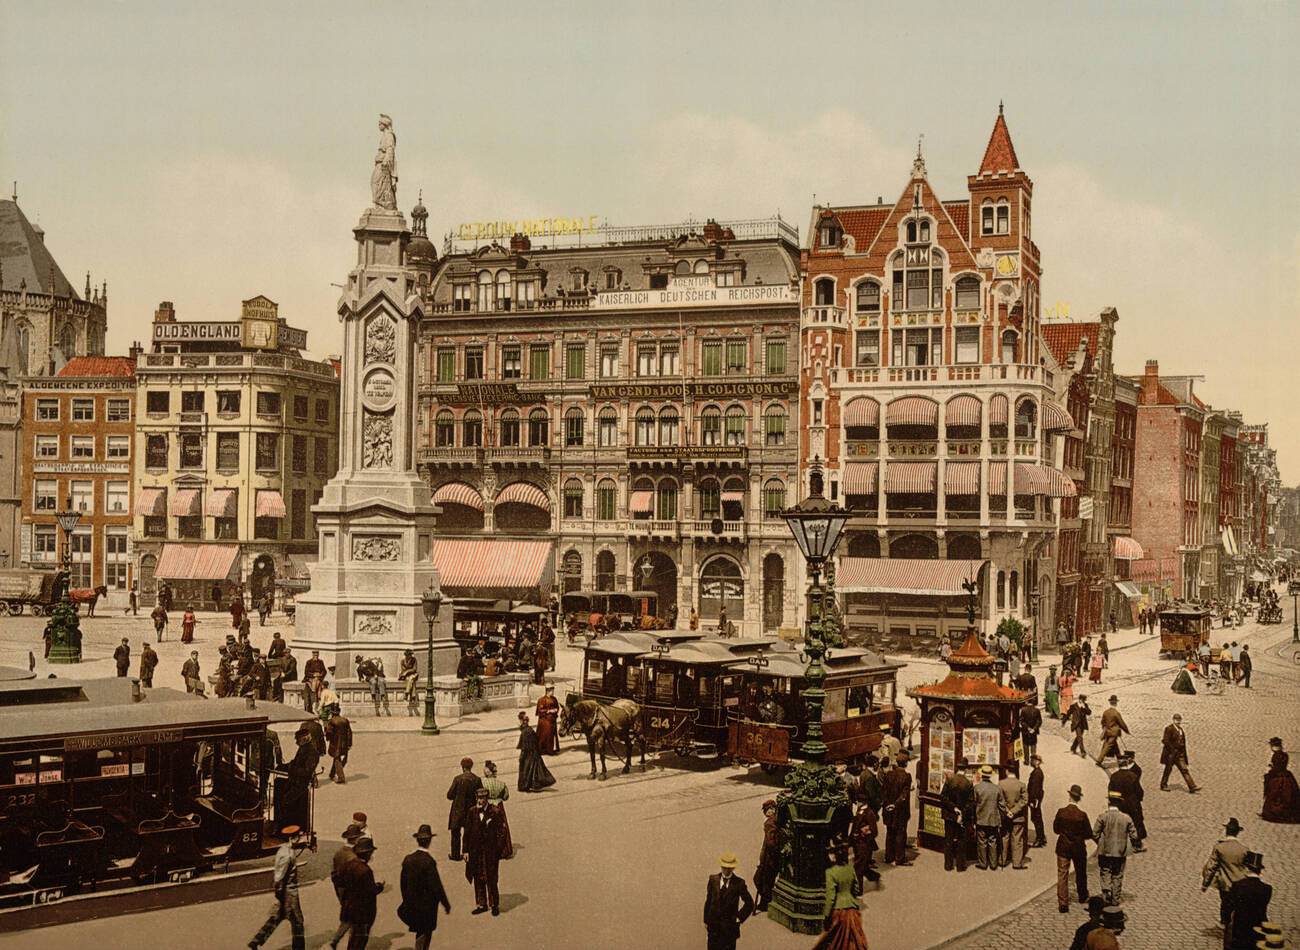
[432,482,484,512]
[945,395,982,428]
[1221,527,1238,557]
[629,490,654,515]
[843,397,880,427]
[989,394,1009,425]
[989,462,1008,493]
[721,489,746,504]
[843,462,879,495]
[255,490,287,518]
[138,487,167,517]
[838,557,986,596]
[1014,464,1077,497]
[885,462,937,494]
[1113,536,1144,560]
[496,481,550,511]
[431,538,555,597]
[206,488,238,518]
[944,462,980,496]
[169,488,202,517]
[1042,402,1074,432]
[885,396,939,427]
[155,543,241,580]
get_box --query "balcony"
[627,519,680,539]
[1014,440,1038,458]
[887,366,938,384]
[805,306,846,325]
[483,446,551,465]
[689,519,746,541]
[888,441,937,459]
[417,447,482,465]
[839,363,1048,388]
[946,440,983,458]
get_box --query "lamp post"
[1027,590,1041,663]
[768,458,852,934]
[420,584,444,736]
[1291,588,1298,644]
[48,497,84,664]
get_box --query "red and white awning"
[843,397,880,428]
[885,462,937,494]
[837,557,986,596]
[496,481,550,511]
[432,482,484,511]
[256,490,287,518]
[1014,464,1077,497]
[1042,402,1075,432]
[885,397,939,427]
[138,487,167,517]
[155,543,241,580]
[989,462,1008,493]
[206,488,238,518]
[721,489,746,504]
[944,462,980,496]
[431,538,555,595]
[629,490,654,515]
[989,394,1009,426]
[945,395,982,428]
[1113,536,1144,560]
[843,462,879,495]
[169,488,202,517]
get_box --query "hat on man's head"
[879,723,891,732]
[980,765,994,777]
[352,812,367,824]
[1224,817,1243,836]
[342,823,363,841]
[1030,754,1042,764]
[1173,713,1183,722]
[1120,751,1135,763]
[1108,790,1124,801]
[896,749,911,762]
[1244,851,1265,873]
[1068,784,1083,801]
[1108,695,1119,704]
[1255,923,1284,939]
[761,799,777,813]
[413,823,435,841]
[718,852,738,869]
[353,836,377,855]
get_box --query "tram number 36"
[647,716,675,731]
[34,888,64,904]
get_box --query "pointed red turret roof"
[978,106,1020,175]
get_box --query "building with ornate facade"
[414,204,803,635]
[132,298,339,607]
[799,108,1075,653]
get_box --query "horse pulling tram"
[1157,605,1214,657]
[0,677,312,912]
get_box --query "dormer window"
[715,270,737,288]
[693,260,709,275]
[571,269,589,291]
[819,224,841,249]
[906,219,931,244]
[495,270,512,311]
[476,271,492,311]
[453,283,472,312]
[604,269,622,290]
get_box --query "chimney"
[509,232,531,253]
[702,219,724,242]
[129,340,143,359]
[154,301,176,323]
[1140,359,1160,405]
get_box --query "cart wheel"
[5,602,23,616]
[31,605,46,617]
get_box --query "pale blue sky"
[2,1,1297,476]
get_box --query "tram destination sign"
[591,380,796,400]
[66,728,184,752]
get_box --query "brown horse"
[69,586,110,617]
[560,698,646,780]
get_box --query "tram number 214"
[647,716,675,731]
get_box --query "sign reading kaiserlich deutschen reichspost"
[594,284,796,311]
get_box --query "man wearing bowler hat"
[399,823,451,950]
[1202,817,1248,932]
[703,851,754,950]
[334,836,384,949]
[1054,784,1092,912]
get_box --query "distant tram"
[1157,605,1214,657]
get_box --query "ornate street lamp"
[768,458,853,934]
[420,584,444,736]
[48,497,84,664]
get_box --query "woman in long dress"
[482,760,514,858]
[517,712,556,792]
[1261,737,1300,823]
[813,845,869,950]
[1056,670,1075,723]
[1088,649,1105,684]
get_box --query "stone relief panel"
[362,409,394,469]
[364,315,397,365]
[354,612,395,639]
[352,535,401,561]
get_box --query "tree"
[996,616,1025,651]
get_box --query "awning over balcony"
[989,461,1008,493]
[944,395,982,428]
[169,488,202,517]
[206,489,238,519]
[989,394,1009,426]
[885,462,937,494]
[992,463,1077,497]
[138,487,167,518]
[721,489,746,504]
[432,538,555,599]
[255,490,287,518]
[496,481,550,511]
[885,396,938,427]
[156,543,241,580]
[843,396,880,427]
[838,557,986,596]
[629,490,654,515]
[432,481,484,512]
[1042,401,1075,432]
[1113,536,1144,560]
[843,462,879,495]
[944,462,981,496]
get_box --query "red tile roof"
[943,201,970,242]
[836,207,890,251]
[1041,322,1099,367]
[56,356,136,378]
[978,111,1021,175]
[908,674,1028,703]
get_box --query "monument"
[293,115,458,679]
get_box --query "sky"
[2,1,1297,478]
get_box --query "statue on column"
[371,114,397,210]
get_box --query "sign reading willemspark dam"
[595,284,796,310]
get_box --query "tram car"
[0,676,312,910]
[726,648,906,770]
[577,630,704,703]
[561,590,660,637]
[1157,605,1215,657]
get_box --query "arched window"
[498,408,520,447]
[855,280,880,315]
[598,406,618,447]
[495,270,512,311]
[724,405,746,446]
[563,478,584,519]
[693,260,710,275]
[462,409,482,447]
[674,260,691,276]
[946,534,982,560]
[596,478,617,521]
[763,478,785,519]
[893,232,943,311]
[763,405,787,446]
[528,408,550,446]
[698,478,721,517]
[996,200,1010,235]
[635,407,656,446]
[996,570,1007,610]
[814,277,835,307]
[561,549,583,592]
[699,406,722,446]
[699,556,743,621]
[1015,399,1037,440]
[476,271,493,311]
[1001,329,1019,364]
[564,407,585,447]
[981,200,995,236]
[596,550,616,589]
[657,478,678,520]
[15,323,30,375]
[434,409,454,447]
[658,407,679,446]
[954,275,980,310]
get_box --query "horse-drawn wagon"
[561,590,660,641]
[0,569,65,617]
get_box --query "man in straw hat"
[973,764,1002,871]
[248,826,307,950]
[1053,784,1092,913]
[1201,817,1249,932]
[1253,923,1288,950]
[334,835,384,949]
[703,851,754,950]
[1093,790,1140,904]
[1226,852,1272,950]
[399,823,451,950]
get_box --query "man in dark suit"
[881,750,914,865]
[445,757,483,861]
[462,788,505,916]
[1054,783,1092,912]
[939,766,974,871]
[1160,713,1201,793]
[1019,700,1043,764]
[399,824,451,950]
[1225,851,1271,950]
[1108,752,1147,846]
[336,836,384,949]
[703,852,754,950]
[1027,755,1047,847]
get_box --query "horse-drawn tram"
[578,630,705,702]
[0,676,312,912]
[726,648,906,770]
[1157,604,1214,657]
